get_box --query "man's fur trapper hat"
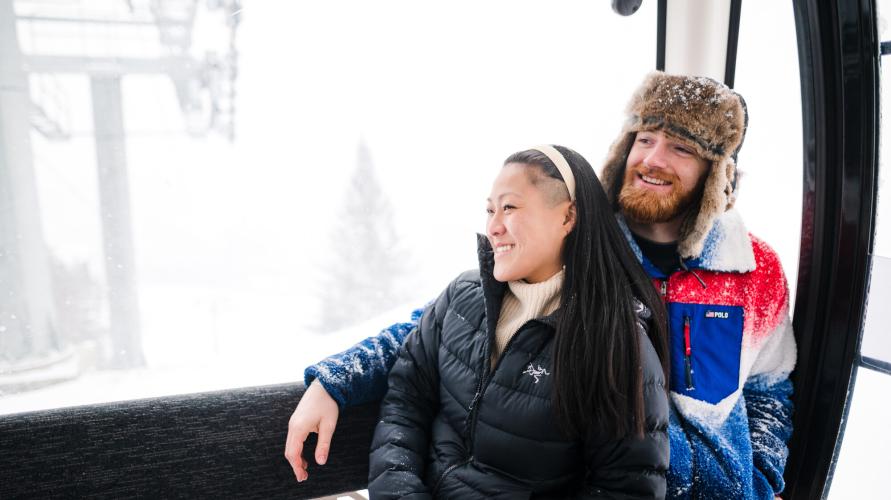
[600,71,748,259]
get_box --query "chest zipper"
[659,279,668,301]
[443,324,531,495]
[465,320,536,447]
[683,316,695,390]
[678,257,707,289]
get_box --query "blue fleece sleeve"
[743,375,794,497]
[303,306,426,407]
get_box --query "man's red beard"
[618,163,704,223]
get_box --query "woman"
[368,146,669,499]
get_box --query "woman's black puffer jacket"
[368,236,669,499]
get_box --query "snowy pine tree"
[316,140,410,332]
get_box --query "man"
[284,72,797,499]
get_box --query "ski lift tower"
[0,0,239,375]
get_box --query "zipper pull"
[468,391,480,412]
[660,280,668,299]
[683,316,695,390]
[678,256,707,289]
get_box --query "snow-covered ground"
[0,289,423,415]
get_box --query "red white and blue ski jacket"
[305,208,796,500]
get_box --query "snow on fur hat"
[600,71,748,259]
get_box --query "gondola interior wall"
[0,0,889,499]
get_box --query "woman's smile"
[493,243,516,256]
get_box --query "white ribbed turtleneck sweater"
[492,269,564,362]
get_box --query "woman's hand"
[284,379,340,482]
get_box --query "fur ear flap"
[677,158,734,259]
[724,158,738,210]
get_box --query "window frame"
[784,0,883,498]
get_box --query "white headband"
[531,145,576,202]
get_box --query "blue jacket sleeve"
[743,375,794,498]
[304,306,426,407]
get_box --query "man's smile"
[640,174,671,186]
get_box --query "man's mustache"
[626,163,678,184]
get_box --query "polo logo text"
[523,364,550,384]
[705,311,729,319]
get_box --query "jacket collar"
[475,234,558,334]
[477,233,507,337]
[616,209,756,277]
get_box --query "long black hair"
[503,146,669,439]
